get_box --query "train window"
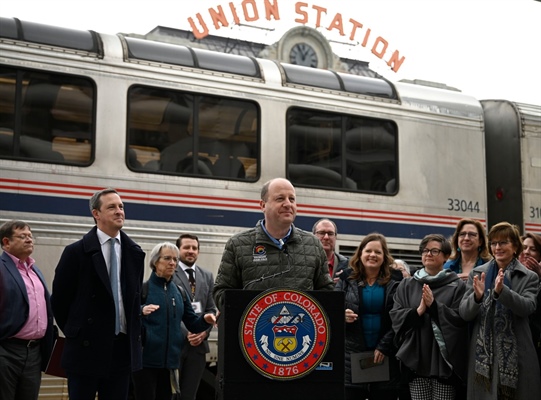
[124,37,261,78]
[282,64,342,90]
[125,37,195,67]
[287,108,397,194]
[280,63,398,100]
[192,48,260,77]
[0,17,18,39]
[0,17,101,55]
[127,85,259,181]
[337,72,397,99]
[0,66,95,165]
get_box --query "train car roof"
[395,80,483,118]
[0,16,101,55]
[0,17,397,101]
[0,16,486,117]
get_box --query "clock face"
[289,43,318,67]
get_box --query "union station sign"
[187,0,406,72]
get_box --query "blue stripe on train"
[0,192,454,240]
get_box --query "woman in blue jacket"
[132,242,215,400]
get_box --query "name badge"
[191,301,202,313]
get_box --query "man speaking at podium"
[213,178,334,310]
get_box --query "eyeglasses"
[315,231,336,237]
[458,232,478,238]
[11,234,34,241]
[489,241,510,248]
[421,248,442,256]
[160,256,179,263]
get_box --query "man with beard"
[172,234,216,400]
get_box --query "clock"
[289,43,318,67]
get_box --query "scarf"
[413,267,451,283]
[474,259,518,399]
[414,268,455,371]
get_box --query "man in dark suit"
[51,188,145,400]
[0,220,55,400]
[173,233,216,400]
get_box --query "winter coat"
[141,271,210,369]
[52,227,145,375]
[459,261,541,399]
[213,220,334,309]
[390,269,468,384]
[531,281,541,375]
[335,269,398,384]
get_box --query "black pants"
[345,382,398,400]
[0,340,42,400]
[132,367,172,400]
[66,333,131,400]
[179,345,206,400]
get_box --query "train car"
[482,100,541,233]
[1,17,539,398]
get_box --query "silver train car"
[1,16,540,396]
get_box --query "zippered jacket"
[213,220,334,309]
[142,271,210,368]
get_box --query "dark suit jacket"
[51,226,145,376]
[173,264,216,354]
[332,252,349,280]
[0,252,55,370]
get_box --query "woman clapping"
[459,223,541,399]
[391,234,468,400]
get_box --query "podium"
[217,289,345,400]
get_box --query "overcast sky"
[2,0,540,105]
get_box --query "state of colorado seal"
[240,289,330,380]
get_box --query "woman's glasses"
[421,248,442,256]
[458,232,478,238]
[489,241,510,248]
[160,256,179,263]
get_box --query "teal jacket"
[443,255,486,273]
[142,272,210,369]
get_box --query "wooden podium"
[216,290,345,400]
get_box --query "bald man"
[213,178,334,309]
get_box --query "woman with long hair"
[444,218,491,281]
[335,233,400,400]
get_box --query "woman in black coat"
[335,232,399,400]
[391,234,467,400]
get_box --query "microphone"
[243,245,291,289]
[277,238,289,256]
